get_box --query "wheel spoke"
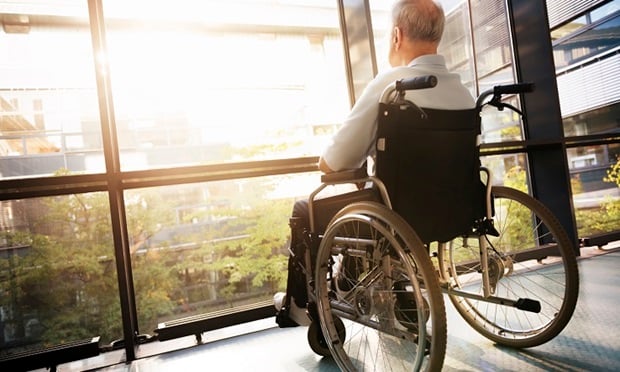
[315,201,446,371]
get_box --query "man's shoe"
[274,293,311,327]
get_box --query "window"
[102,0,348,171]
[550,1,620,238]
[591,0,620,22]
[0,9,102,179]
[0,0,349,358]
[126,174,319,333]
[552,0,620,69]
[565,103,620,237]
[553,13,620,69]
[0,194,120,351]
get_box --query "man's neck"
[398,41,438,66]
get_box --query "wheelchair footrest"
[275,308,301,328]
[515,298,541,313]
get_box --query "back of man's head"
[392,0,445,43]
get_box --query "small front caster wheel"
[307,317,345,357]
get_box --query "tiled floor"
[60,246,620,371]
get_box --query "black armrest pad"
[320,167,368,183]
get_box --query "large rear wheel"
[315,201,446,371]
[438,186,579,348]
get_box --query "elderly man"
[276,0,475,326]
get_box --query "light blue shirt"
[321,54,475,172]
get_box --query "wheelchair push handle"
[477,82,535,104]
[380,75,437,104]
[476,82,535,114]
[396,75,438,92]
[493,82,535,95]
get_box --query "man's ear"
[392,26,401,49]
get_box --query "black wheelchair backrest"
[375,103,486,244]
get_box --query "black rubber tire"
[439,186,579,348]
[315,201,447,371]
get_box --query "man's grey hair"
[392,0,445,43]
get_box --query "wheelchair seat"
[375,102,486,244]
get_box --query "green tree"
[592,157,620,232]
[497,166,532,250]
[503,165,528,192]
[2,192,123,345]
[0,172,296,349]
[214,198,290,299]
[173,194,292,308]
[574,157,620,236]
[0,187,179,346]
[604,157,620,186]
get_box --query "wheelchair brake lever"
[486,95,524,116]
[498,102,524,116]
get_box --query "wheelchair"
[275,76,580,372]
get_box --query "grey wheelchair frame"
[277,76,579,372]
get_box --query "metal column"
[87,0,140,359]
[505,0,579,253]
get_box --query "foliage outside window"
[0,192,121,349]
[575,157,620,236]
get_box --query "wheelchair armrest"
[320,167,368,183]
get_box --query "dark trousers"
[285,188,381,308]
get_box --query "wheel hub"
[487,254,505,294]
[354,286,389,317]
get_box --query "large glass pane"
[125,173,354,332]
[553,13,620,69]
[440,1,476,91]
[470,0,512,79]
[481,153,529,191]
[567,134,620,236]
[590,0,620,22]
[550,15,588,41]
[552,3,620,238]
[101,0,348,171]
[0,193,120,356]
[368,1,391,73]
[564,103,620,234]
[563,97,620,236]
[563,101,620,137]
[0,4,103,179]
[570,142,620,237]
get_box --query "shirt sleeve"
[320,75,387,172]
